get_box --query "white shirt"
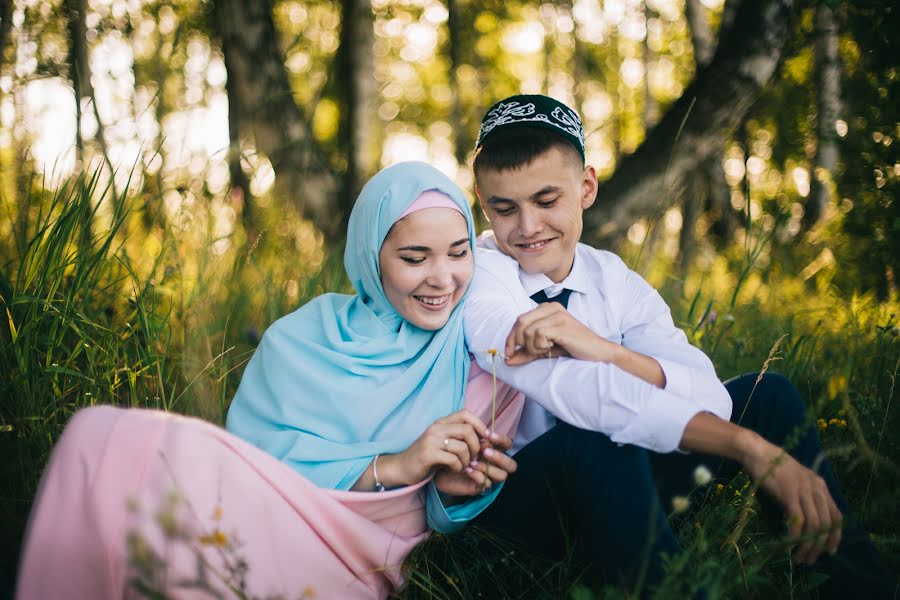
[464,233,732,454]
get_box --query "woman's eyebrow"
[396,237,467,252]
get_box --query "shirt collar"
[519,245,590,298]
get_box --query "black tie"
[530,288,572,309]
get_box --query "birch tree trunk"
[586,0,794,245]
[642,3,658,128]
[804,2,841,228]
[213,0,337,235]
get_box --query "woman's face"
[379,207,473,330]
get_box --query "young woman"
[16,162,524,599]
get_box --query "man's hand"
[434,430,518,498]
[503,304,666,388]
[739,432,843,565]
[504,303,615,365]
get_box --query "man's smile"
[515,238,556,253]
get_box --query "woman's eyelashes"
[399,248,469,265]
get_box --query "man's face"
[476,147,597,283]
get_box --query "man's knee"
[753,372,806,421]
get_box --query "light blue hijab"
[226,162,475,490]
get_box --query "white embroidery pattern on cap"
[477,101,585,150]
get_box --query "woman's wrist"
[375,452,413,488]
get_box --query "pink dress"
[16,359,522,599]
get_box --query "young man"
[460,94,895,595]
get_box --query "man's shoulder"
[473,245,520,284]
[474,231,519,275]
[576,242,631,278]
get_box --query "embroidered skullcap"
[475,94,586,163]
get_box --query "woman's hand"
[376,410,487,488]
[433,430,518,498]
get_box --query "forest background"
[0,0,898,597]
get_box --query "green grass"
[1,170,897,598]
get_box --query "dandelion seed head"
[671,495,690,513]
[693,465,712,486]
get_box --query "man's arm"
[464,250,729,454]
[615,267,730,408]
[467,249,841,564]
[502,301,667,387]
[681,412,842,564]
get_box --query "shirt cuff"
[425,479,504,534]
[610,388,704,454]
[657,357,693,399]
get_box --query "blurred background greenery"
[0,0,897,596]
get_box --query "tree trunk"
[213,0,337,235]
[0,0,12,71]
[140,16,171,233]
[684,0,716,67]
[586,0,794,245]
[65,0,116,201]
[642,3,658,128]
[447,0,466,166]
[607,20,621,158]
[804,2,841,229]
[676,177,702,296]
[65,0,87,165]
[224,58,253,234]
[336,0,376,222]
[570,3,585,119]
[676,0,737,277]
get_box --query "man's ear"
[581,165,598,210]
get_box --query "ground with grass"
[2,177,897,598]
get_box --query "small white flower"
[693,464,713,487]
[671,495,691,514]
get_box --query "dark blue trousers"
[473,373,896,597]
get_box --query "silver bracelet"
[372,454,386,492]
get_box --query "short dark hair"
[473,126,583,178]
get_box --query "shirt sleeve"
[616,267,732,418]
[463,249,731,454]
[425,479,504,534]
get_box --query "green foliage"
[0,166,349,593]
[2,0,899,595]
[2,165,897,597]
